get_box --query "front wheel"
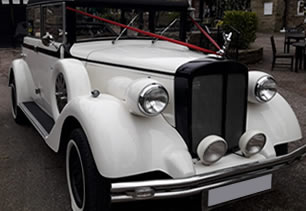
[66,128,111,211]
[10,75,26,124]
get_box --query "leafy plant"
[222,10,257,49]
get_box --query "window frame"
[71,6,187,43]
[26,5,42,39]
[297,0,304,16]
[41,2,66,44]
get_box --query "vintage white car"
[9,0,306,210]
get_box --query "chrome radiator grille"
[175,61,248,155]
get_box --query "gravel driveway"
[0,33,305,210]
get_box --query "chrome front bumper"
[111,144,306,203]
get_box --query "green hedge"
[222,11,258,49]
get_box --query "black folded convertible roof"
[28,0,189,8]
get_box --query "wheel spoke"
[55,73,68,112]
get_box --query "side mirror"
[42,32,55,47]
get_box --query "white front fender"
[247,93,302,146]
[47,94,195,179]
[51,59,91,120]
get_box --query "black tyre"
[10,75,27,124]
[66,128,111,211]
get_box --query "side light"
[197,135,228,165]
[239,131,267,157]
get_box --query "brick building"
[192,0,305,32]
[0,0,304,47]
[251,0,305,32]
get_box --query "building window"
[297,0,304,16]
[1,0,9,4]
[43,5,63,42]
[27,7,41,38]
[264,2,273,16]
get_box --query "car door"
[23,3,65,117]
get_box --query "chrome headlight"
[138,84,169,116]
[197,135,228,165]
[239,131,267,157]
[126,79,169,117]
[255,75,277,103]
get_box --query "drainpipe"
[199,0,204,21]
[283,0,288,28]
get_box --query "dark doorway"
[0,5,26,48]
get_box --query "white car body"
[9,0,306,209]
[14,37,302,178]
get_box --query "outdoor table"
[292,42,306,72]
[285,32,305,53]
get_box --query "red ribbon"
[66,7,218,55]
[189,16,221,50]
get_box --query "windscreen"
[75,7,181,41]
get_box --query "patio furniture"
[292,42,306,72]
[284,32,305,53]
[271,36,294,71]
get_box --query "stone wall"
[192,0,305,32]
[251,0,305,32]
[274,0,285,31]
[237,47,263,64]
[251,0,285,32]
[286,0,305,28]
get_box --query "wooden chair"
[271,36,294,71]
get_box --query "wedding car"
[9,0,306,210]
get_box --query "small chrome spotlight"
[197,135,228,165]
[239,131,267,157]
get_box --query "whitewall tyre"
[66,129,111,211]
[10,75,26,124]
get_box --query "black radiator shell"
[174,59,249,156]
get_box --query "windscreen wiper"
[152,18,178,44]
[112,14,139,44]
[67,7,217,54]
